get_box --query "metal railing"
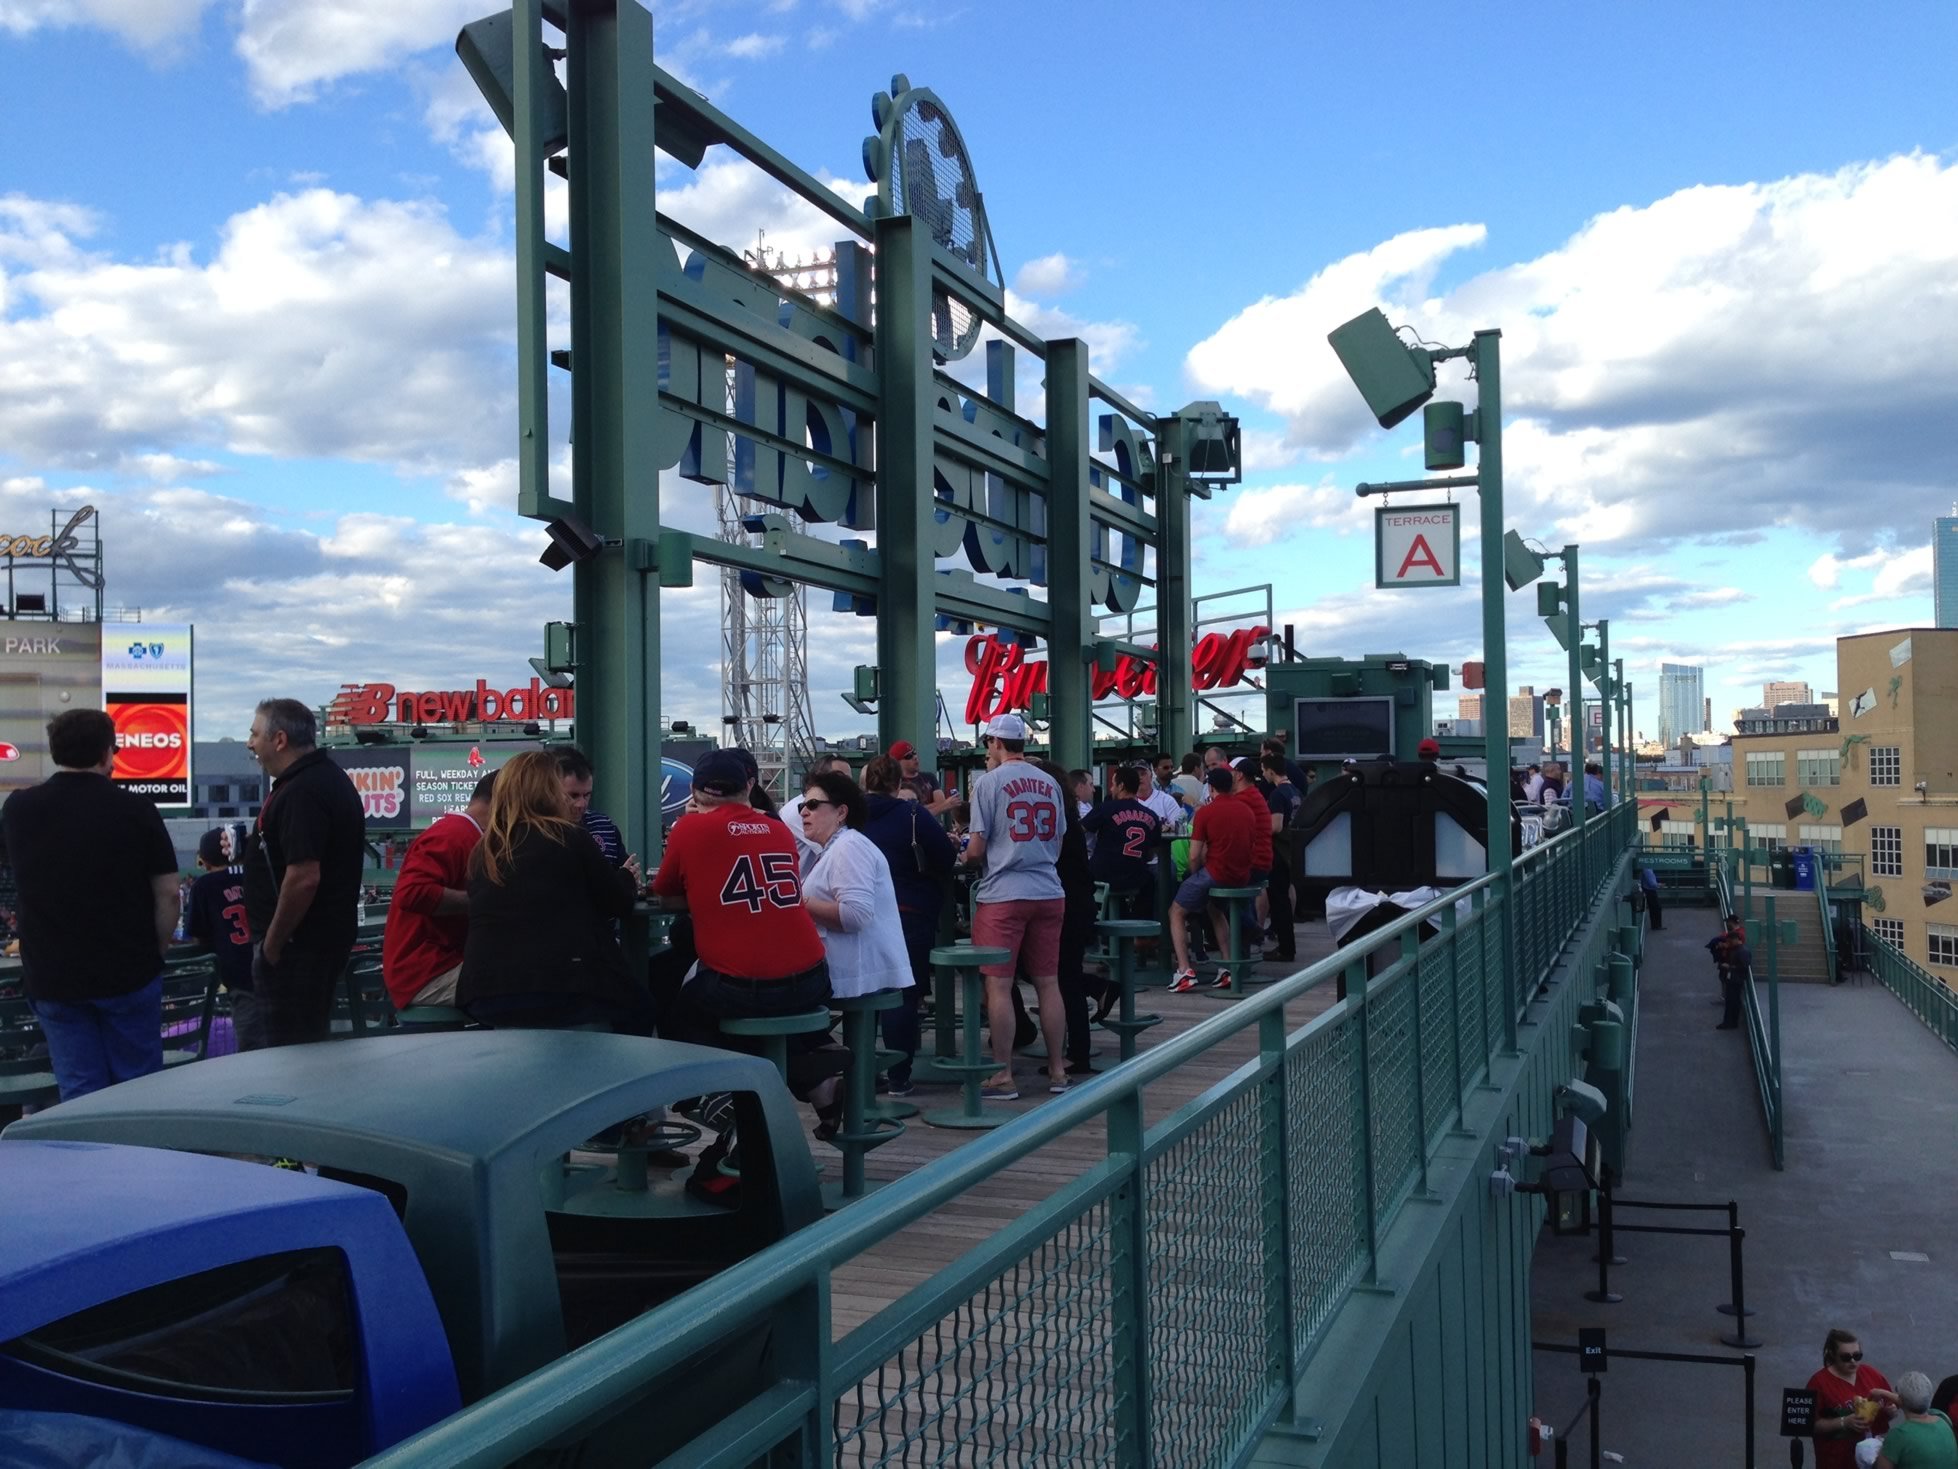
[365,802,1638,1468]
[1714,854,1784,1169]
[1859,922,1958,1055]
[1814,870,1839,985]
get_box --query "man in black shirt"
[186,826,256,1046]
[2,708,180,1100]
[1081,765,1161,917]
[243,698,365,1047]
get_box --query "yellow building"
[1709,628,1958,983]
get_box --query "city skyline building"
[1763,679,1814,709]
[1658,662,1706,746]
[1457,693,1484,723]
[1935,512,1958,628]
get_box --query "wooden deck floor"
[820,920,1346,1339]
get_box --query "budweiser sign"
[963,626,1270,724]
[329,678,575,726]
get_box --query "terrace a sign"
[331,678,575,726]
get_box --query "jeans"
[667,961,833,1049]
[1265,844,1296,957]
[245,943,352,1049]
[32,979,164,1102]
[882,910,935,1088]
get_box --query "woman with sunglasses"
[1809,1328,1897,1469]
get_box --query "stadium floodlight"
[1327,308,1437,430]
[528,657,573,690]
[456,12,567,154]
[538,514,607,572]
[1503,530,1547,592]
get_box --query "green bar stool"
[551,1119,710,1218]
[823,990,908,1210]
[1203,887,1265,1000]
[908,953,964,1086]
[1,1055,61,1114]
[717,1008,834,1084]
[1095,919,1163,1062]
[394,1005,470,1031]
[921,944,1014,1130]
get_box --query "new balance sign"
[1375,503,1462,589]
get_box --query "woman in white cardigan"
[797,770,914,1000]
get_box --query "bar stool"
[393,1004,470,1032]
[1095,919,1163,1062]
[823,990,908,1209]
[921,944,1014,1130]
[718,1008,834,1083]
[1203,886,1265,1000]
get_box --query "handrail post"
[1260,1009,1301,1416]
[1106,1090,1153,1467]
[1402,929,1430,1193]
[1349,958,1382,1283]
[1743,1353,1757,1469]
[1719,1226,1762,1349]
[1440,895,1466,1128]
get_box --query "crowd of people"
[1803,1328,1957,1469]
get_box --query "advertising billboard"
[103,623,193,806]
[0,623,104,797]
[406,740,542,826]
[333,747,414,825]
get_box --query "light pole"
[1330,310,1515,1048]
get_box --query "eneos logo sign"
[109,701,189,782]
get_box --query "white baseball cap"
[983,713,1030,741]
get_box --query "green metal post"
[1471,329,1516,1049]
[1700,774,1711,884]
[872,213,940,759]
[1106,1090,1153,1466]
[1594,618,1611,804]
[1045,340,1094,770]
[565,0,661,898]
[1156,415,1197,755]
[1564,544,1583,898]
[1259,1009,1300,1409]
[1615,660,1629,806]
[513,0,570,525]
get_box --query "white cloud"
[1187,154,1958,556]
[1808,552,1842,588]
[0,0,212,55]
[723,31,785,58]
[234,0,488,108]
[0,188,513,471]
[1222,478,1369,546]
[1013,252,1084,298]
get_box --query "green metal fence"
[364,803,1637,1469]
[1859,922,1958,1055]
[1714,853,1783,1168]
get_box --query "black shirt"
[1082,797,1162,891]
[187,866,254,994]
[243,749,367,957]
[1,770,178,1002]
[1266,782,1303,829]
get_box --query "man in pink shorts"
[960,713,1069,1099]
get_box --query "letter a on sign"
[1375,503,1462,589]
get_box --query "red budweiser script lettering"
[963,626,1270,724]
[330,679,575,726]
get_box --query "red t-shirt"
[382,813,481,1008]
[653,805,825,980]
[1806,1364,1895,1469]
[1231,784,1274,870]
[1192,797,1255,886]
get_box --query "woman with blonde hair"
[459,749,641,1027]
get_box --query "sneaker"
[1168,968,1201,993]
[1048,1075,1071,1095]
[980,1076,1020,1101]
[1064,1060,1096,1077]
[885,1080,915,1098]
[1209,968,1235,989]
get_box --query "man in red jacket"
[381,772,494,1011]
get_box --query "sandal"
[1047,1074,1071,1095]
[980,1075,1019,1101]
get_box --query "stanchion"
[1584,1183,1622,1304]
[1719,1226,1762,1349]
[1715,1200,1757,1318]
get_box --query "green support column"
[1156,414,1197,756]
[872,213,940,757]
[1617,665,1630,800]
[565,0,661,889]
[512,0,567,525]
[1564,543,1583,891]
[1045,340,1094,770]
[1594,618,1612,803]
[1471,330,1515,1049]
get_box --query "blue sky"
[4,0,1956,743]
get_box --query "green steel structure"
[364,803,1640,1468]
[458,0,1240,874]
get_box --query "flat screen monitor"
[1294,696,1395,762]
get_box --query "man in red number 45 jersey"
[961,714,1069,1101]
[653,748,831,1046]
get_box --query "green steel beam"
[1155,412,1198,752]
[1564,544,1583,901]
[1045,340,1094,769]
[1470,329,1516,1051]
[872,213,938,757]
[512,0,570,523]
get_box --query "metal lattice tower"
[717,235,834,800]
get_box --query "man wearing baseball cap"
[652,748,830,1043]
[1417,737,1441,763]
[185,825,256,1046]
[890,739,955,815]
[961,712,1070,1098]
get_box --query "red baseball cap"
[1417,737,1441,758]
[889,740,918,759]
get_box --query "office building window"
[1796,749,1841,787]
[1869,918,1904,951]
[205,784,231,804]
[1869,746,1901,786]
[1752,823,1787,855]
[1798,824,1842,856]
[1929,924,1958,969]
[1745,752,1785,786]
[1926,828,1958,881]
[1872,826,1903,878]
